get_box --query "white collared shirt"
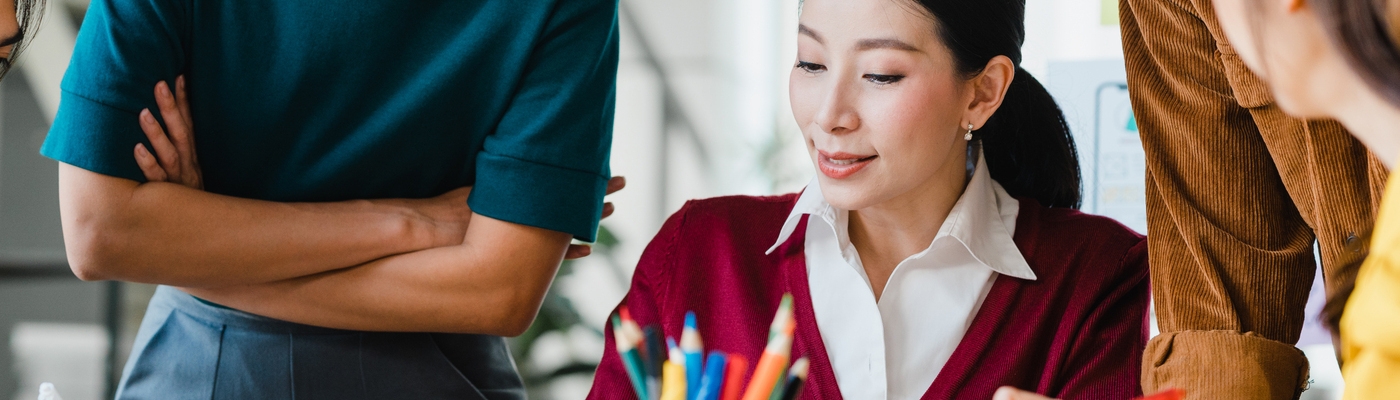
[766,150,1037,399]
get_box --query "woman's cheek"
[789,73,818,127]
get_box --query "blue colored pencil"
[695,351,729,400]
[682,311,704,400]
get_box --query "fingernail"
[141,109,153,122]
[159,81,171,97]
[136,144,149,155]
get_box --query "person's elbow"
[470,282,549,337]
[62,211,132,281]
[442,260,557,336]
[57,164,140,281]
[437,215,570,336]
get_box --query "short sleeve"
[467,0,619,242]
[40,0,188,181]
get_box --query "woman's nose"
[813,81,860,134]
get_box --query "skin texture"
[992,387,1054,400]
[65,77,624,335]
[0,0,18,61]
[1212,0,1400,167]
[789,0,1014,299]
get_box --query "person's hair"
[1284,0,1400,336]
[0,0,47,81]
[1310,0,1400,107]
[908,0,1083,208]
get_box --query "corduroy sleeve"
[1119,0,1328,398]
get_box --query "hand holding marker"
[614,294,805,400]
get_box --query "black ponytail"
[912,0,1083,208]
[979,68,1082,209]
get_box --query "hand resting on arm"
[63,77,624,335]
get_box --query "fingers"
[138,108,182,178]
[564,244,592,259]
[606,176,626,195]
[992,387,1055,400]
[155,80,199,184]
[134,144,169,182]
[175,76,194,132]
[599,176,624,219]
[174,76,199,166]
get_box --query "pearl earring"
[964,123,974,141]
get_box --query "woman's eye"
[864,74,905,85]
[796,61,826,73]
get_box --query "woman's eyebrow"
[798,24,824,43]
[855,38,920,52]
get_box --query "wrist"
[395,206,448,251]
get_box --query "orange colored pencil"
[739,324,793,400]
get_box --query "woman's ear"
[965,55,1016,128]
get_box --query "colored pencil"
[682,312,705,400]
[643,326,666,376]
[643,326,666,400]
[768,294,794,341]
[661,361,687,400]
[613,314,650,400]
[776,357,809,400]
[695,351,729,400]
[668,337,684,365]
[719,355,748,400]
[765,359,789,400]
[739,324,793,400]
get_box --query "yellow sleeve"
[1340,174,1400,400]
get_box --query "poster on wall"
[1045,60,1147,234]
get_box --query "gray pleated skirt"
[114,286,525,400]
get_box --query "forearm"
[1121,0,1315,397]
[60,164,445,287]
[183,213,571,335]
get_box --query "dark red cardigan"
[587,194,1149,399]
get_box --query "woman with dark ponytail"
[1212,0,1400,398]
[589,0,1147,398]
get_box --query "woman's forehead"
[798,0,938,46]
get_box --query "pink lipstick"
[817,150,877,179]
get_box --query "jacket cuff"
[1142,330,1309,400]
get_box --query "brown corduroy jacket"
[1119,0,1387,399]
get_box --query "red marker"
[1133,389,1184,400]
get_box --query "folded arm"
[182,213,573,336]
[60,79,474,287]
[59,162,466,287]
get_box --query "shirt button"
[1345,232,1364,253]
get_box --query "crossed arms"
[59,78,622,336]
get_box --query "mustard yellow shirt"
[1341,172,1400,399]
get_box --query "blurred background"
[0,0,1344,399]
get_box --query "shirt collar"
[766,148,1037,281]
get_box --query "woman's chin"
[816,179,879,211]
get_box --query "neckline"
[779,199,1040,399]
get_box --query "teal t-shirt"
[42,0,618,241]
